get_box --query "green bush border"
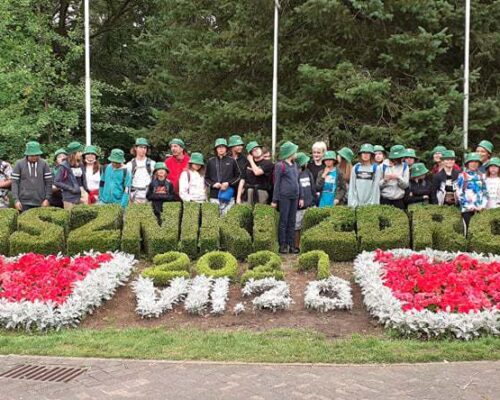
[194,251,238,280]
[252,205,278,252]
[179,202,200,259]
[468,208,500,254]
[296,250,331,280]
[0,208,18,255]
[142,251,191,286]
[199,202,220,255]
[220,204,253,260]
[241,250,283,283]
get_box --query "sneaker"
[279,244,289,254]
[289,247,300,254]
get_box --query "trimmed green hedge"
[468,208,500,254]
[0,208,17,255]
[252,204,278,252]
[301,206,358,261]
[194,251,238,280]
[142,251,191,286]
[10,207,69,255]
[220,204,253,260]
[240,250,283,283]
[179,202,200,259]
[199,202,220,254]
[67,205,122,254]
[356,205,410,251]
[409,204,467,251]
[296,250,331,280]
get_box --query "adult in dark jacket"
[431,150,460,206]
[11,141,53,212]
[205,138,241,215]
[405,163,432,206]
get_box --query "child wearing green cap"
[146,163,176,222]
[82,146,102,204]
[337,147,353,199]
[348,144,381,207]
[405,163,432,207]
[179,153,207,203]
[127,138,155,204]
[54,142,85,209]
[317,151,346,208]
[485,157,500,209]
[50,149,67,208]
[431,150,460,206]
[457,153,488,233]
[99,149,132,208]
[295,152,316,251]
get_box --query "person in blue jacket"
[99,149,131,208]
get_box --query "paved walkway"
[0,356,498,399]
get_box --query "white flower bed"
[0,252,136,331]
[354,249,500,339]
[304,276,353,312]
[242,277,293,312]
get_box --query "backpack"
[354,163,378,178]
[131,158,153,178]
[382,162,408,177]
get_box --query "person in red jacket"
[164,138,190,197]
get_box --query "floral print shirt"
[456,169,488,212]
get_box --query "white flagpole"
[271,1,280,161]
[84,0,92,146]
[463,0,470,150]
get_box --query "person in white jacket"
[179,152,207,203]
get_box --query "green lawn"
[1,328,499,364]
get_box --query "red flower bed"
[374,250,500,313]
[0,253,113,304]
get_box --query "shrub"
[122,203,182,259]
[252,204,278,253]
[199,202,220,254]
[240,250,283,283]
[194,251,238,280]
[10,207,69,255]
[0,208,17,256]
[356,205,410,251]
[179,202,200,259]
[67,204,122,254]
[220,204,253,260]
[409,204,466,251]
[141,251,191,286]
[468,208,500,254]
[301,206,358,261]
[296,250,331,280]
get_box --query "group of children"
[2,137,498,254]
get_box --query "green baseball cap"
[54,148,67,157]
[66,141,83,154]
[389,145,406,160]
[410,163,429,178]
[404,148,418,159]
[441,150,456,159]
[153,162,168,172]
[108,148,126,164]
[24,141,43,156]
[135,137,150,147]
[246,141,260,154]
[169,138,186,149]
[431,145,447,156]
[338,147,354,163]
[279,141,298,160]
[358,143,374,154]
[214,138,228,148]
[464,152,482,165]
[485,157,500,169]
[477,139,494,154]
[323,150,337,162]
[189,152,205,166]
[228,135,244,147]
[373,145,386,153]
[83,145,99,156]
[296,152,310,167]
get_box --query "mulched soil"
[81,255,383,338]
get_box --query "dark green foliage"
[252,204,278,253]
[409,204,466,251]
[122,203,181,259]
[356,205,410,251]
[142,251,191,286]
[67,205,122,254]
[301,206,358,261]
[0,208,17,256]
[220,204,253,260]
[468,208,500,254]
[195,251,238,280]
[179,202,200,259]
[10,207,69,255]
[199,202,220,254]
[240,250,283,284]
[296,250,331,280]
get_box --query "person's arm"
[120,170,131,208]
[272,163,282,204]
[178,171,190,202]
[247,156,264,176]
[0,163,12,189]
[146,181,154,201]
[236,179,245,203]
[11,161,21,203]
[335,170,346,203]
[54,166,78,193]
[43,162,53,200]
[204,159,216,187]
[316,170,325,191]
[347,167,357,207]
[397,166,410,189]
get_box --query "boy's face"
[443,158,455,169]
[312,149,323,161]
[156,169,167,179]
[136,145,148,158]
[27,155,40,163]
[251,147,263,159]
[216,146,227,157]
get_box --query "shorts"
[295,209,306,231]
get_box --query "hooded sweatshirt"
[99,164,132,208]
[54,160,82,203]
[348,163,381,207]
[11,158,52,206]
